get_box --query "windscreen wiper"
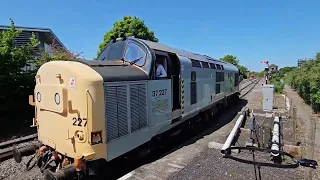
[129,56,144,65]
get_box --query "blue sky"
[1,0,319,72]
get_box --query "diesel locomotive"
[13,36,241,180]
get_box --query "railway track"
[240,78,260,98]
[0,134,38,162]
[0,78,259,163]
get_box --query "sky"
[1,0,319,72]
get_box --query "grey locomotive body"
[95,36,241,161]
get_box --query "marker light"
[37,92,41,102]
[54,93,60,105]
[91,131,102,145]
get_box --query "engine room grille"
[105,85,128,142]
[105,83,147,142]
[130,84,147,132]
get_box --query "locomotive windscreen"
[97,41,126,61]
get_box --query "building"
[0,25,67,71]
[297,58,312,67]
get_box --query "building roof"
[0,25,67,50]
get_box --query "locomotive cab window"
[97,40,126,60]
[96,40,147,67]
[124,42,147,66]
[155,54,169,79]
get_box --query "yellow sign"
[152,97,169,112]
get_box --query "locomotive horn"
[12,141,41,163]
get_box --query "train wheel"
[199,111,209,125]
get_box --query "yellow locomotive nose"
[31,60,106,161]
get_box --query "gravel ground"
[170,79,305,180]
[0,140,42,180]
[170,148,304,180]
[0,156,43,180]
[285,85,320,179]
[242,80,263,110]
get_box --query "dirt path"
[285,85,320,179]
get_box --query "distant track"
[0,79,257,162]
[239,78,260,98]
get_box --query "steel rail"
[240,79,260,98]
[0,133,38,149]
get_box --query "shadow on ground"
[104,98,249,179]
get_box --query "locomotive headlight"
[36,92,41,102]
[91,131,102,145]
[54,93,60,105]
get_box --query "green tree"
[0,19,40,138]
[220,54,248,78]
[284,52,320,112]
[238,65,249,78]
[96,16,158,59]
[34,41,82,69]
[0,19,80,139]
[220,55,239,66]
[0,19,39,100]
[278,66,296,76]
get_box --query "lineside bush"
[270,73,284,94]
[285,52,320,113]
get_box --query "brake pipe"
[221,110,247,154]
[271,116,280,156]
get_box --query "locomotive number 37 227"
[152,89,167,97]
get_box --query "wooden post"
[289,99,293,118]
[305,116,317,180]
[292,106,297,145]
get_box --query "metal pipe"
[221,110,246,154]
[271,116,280,156]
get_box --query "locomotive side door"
[153,50,181,111]
[148,51,173,126]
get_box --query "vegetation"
[250,71,265,78]
[0,19,40,138]
[0,19,79,140]
[270,73,284,93]
[220,55,249,78]
[96,16,158,59]
[267,66,296,94]
[34,41,82,69]
[285,52,320,112]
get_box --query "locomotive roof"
[135,38,237,70]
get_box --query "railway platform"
[169,82,317,180]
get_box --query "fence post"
[292,106,297,145]
[305,116,317,180]
[289,99,293,118]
